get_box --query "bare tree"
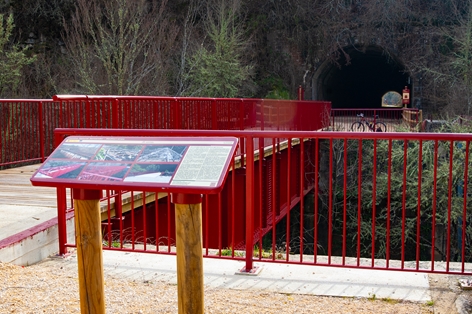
[172,0,205,96]
[64,0,178,95]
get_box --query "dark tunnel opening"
[314,46,410,109]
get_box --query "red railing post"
[244,135,254,272]
[331,110,335,131]
[239,99,245,130]
[297,85,304,101]
[38,101,45,162]
[173,97,182,129]
[112,99,119,128]
[212,98,218,130]
[56,187,68,255]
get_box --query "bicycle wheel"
[373,122,387,132]
[350,121,365,132]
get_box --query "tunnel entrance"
[313,45,410,109]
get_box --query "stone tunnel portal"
[313,46,410,109]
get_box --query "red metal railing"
[0,96,330,168]
[331,108,422,132]
[0,100,50,166]
[54,128,472,275]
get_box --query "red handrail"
[49,128,472,275]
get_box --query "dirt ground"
[2,259,472,313]
[428,274,472,314]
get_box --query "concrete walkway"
[45,250,431,303]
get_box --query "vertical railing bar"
[143,191,147,251]
[286,138,292,262]
[155,192,159,252]
[205,194,210,256]
[401,139,408,269]
[167,194,172,253]
[212,98,217,130]
[56,187,68,255]
[431,140,439,272]
[39,101,45,162]
[240,99,245,130]
[20,102,25,162]
[73,100,78,128]
[357,139,363,266]
[271,138,277,261]
[117,191,124,249]
[371,138,377,268]
[245,135,255,271]
[259,137,264,260]
[5,102,9,164]
[461,141,470,273]
[386,139,392,268]
[218,193,222,256]
[30,102,34,161]
[231,157,236,258]
[153,100,158,129]
[328,138,333,264]
[131,191,135,250]
[0,102,3,165]
[446,140,454,272]
[106,190,112,248]
[299,138,305,263]
[416,140,423,270]
[18,101,21,161]
[342,138,348,265]
[85,99,90,128]
[314,138,319,264]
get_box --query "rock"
[456,295,472,314]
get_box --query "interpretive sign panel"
[30,136,238,193]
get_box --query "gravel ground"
[0,261,433,314]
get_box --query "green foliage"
[450,7,472,114]
[263,76,291,100]
[315,118,472,262]
[184,3,253,98]
[0,13,36,97]
[368,293,377,301]
[220,247,244,257]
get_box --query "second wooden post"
[73,189,106,314]
[172,193,204,314]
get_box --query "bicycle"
[350,113,387,132]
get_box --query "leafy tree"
[0,13,35,97]
[184,2,254,98]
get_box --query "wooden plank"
[0,165,59,208]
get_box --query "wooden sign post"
[172,193,204,314]
[73,189,105,314]
[31,135,238,314]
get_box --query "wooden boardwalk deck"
[0,164,60,240]
[0,164,58,208]
[0,164,166,241]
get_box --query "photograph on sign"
[77,162,131,181]
[137,145,186,162]
[31,136,238,192]
[50,143,101,160]
[124,163,177,183]
[35,160,87,179]
[94,145,143,161]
